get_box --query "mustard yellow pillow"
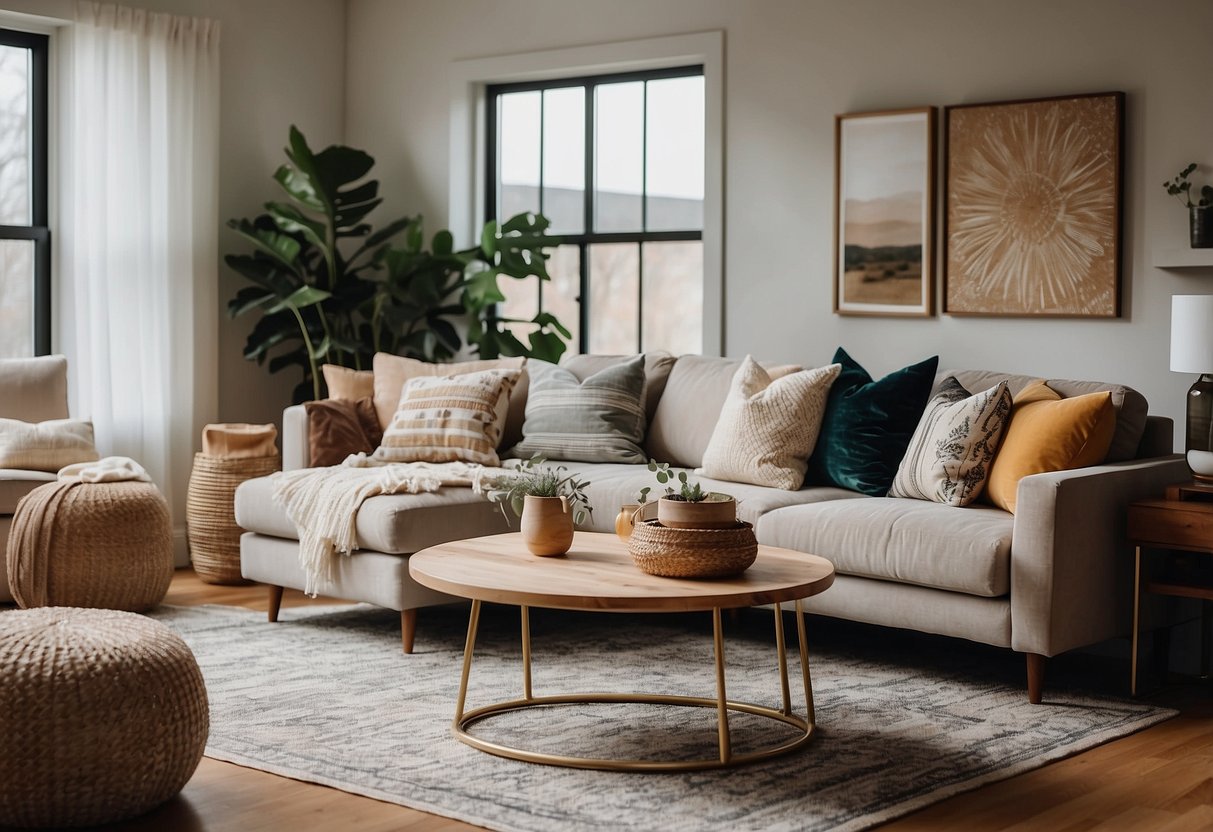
[984,381,1116,513]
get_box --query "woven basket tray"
[627,520,758,579]
[186,453,279,585]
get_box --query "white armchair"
[0,355,71,602]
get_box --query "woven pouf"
[186,452,278,584]
[0,607,209,828]
[7,480,174,611]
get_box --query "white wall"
[346,0,1213,438]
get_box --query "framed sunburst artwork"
[944,92,1124,317]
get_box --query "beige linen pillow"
[698,357,842,490]
[0,418,100,472]
[371,353,528,446]
[373,369,520,466]
[322,364,374,401]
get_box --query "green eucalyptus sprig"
[1163,163,1213,209]
[637,459,724,504]
[485,455,593,525]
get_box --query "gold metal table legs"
[450,600,817,772]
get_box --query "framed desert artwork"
[944,92,1124,317]
[834,107,936,317]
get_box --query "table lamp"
[1170,294,1213,481]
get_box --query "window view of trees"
[489,67,705,356]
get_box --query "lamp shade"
[1171,295,1213,374]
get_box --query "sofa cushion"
[559,352,676,423]
[940,368,1147,463]
[0,419,100,473]
[0,355,69,423]
[547,462,862,533]
[806,348,939,497]
[374,369,520,466]
[756,497,1013,597]
[321,364,374,401]
[304,398,382,467]
[507,356,647,463]
[889,377,1012,507]
[234,475,511,555]
[700,358,841,490]
[646,355,801,469]
[0,469,56,514]
[984,382,1115,514]
[371,353,528,447]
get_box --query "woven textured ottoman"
[7,480,174,611]
[0,607,209,828]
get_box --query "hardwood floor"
[105,569,1213,831]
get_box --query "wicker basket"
[186,452,279,584]
[0,607,208,828]
[628,520,758,579]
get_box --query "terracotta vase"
[520,495,574,556]
[657,495,737,529]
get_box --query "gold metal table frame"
[452,599,816,772]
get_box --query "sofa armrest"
[1009,454,1188,656]
[283,404,310,471]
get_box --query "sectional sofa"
[234,353,1186,703]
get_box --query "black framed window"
[0,29,49,358]
[487,65,705,355]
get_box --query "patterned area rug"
[154,603,1174,832]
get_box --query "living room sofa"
[234,353,1187,702]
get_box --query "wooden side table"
[1126,482,1213,695]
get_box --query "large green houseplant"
[226,126,571,401]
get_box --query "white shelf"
[1154,247,1213,269]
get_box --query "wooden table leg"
[1131,545,1142,696]
[712,608,731,765]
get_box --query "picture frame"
[943,91,1125,318]
[834,107,936,317]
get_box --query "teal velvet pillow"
[805,347,939,496]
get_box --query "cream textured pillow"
[889,378,1012,506]
[0,418,100,472]
[698,357,842,491]
[373,369,520,466]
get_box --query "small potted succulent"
[485,456,592,557]
[1163,163,1213,248]
[636,460,736,530]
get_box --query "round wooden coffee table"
[409,531,834,772]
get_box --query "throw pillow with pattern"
[889,377,1012,506]
[507,355,647,463]
[373,369,520,466]
[699,356,842,490]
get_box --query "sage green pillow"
[507,355,647,463]
[805,347,939,496]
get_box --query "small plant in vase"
[637,460,737,530]
[485,456,592,556]
[1163,163,1213,248]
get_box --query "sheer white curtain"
[58,2,220,555]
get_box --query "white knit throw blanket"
[270,458,508,596]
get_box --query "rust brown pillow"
[304,397,383,467]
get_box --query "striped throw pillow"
[507,355,647,463]
[373,369,520,466]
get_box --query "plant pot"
[1191,206,1213,249]
[520,495,574,556]
[657,495,737,530]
